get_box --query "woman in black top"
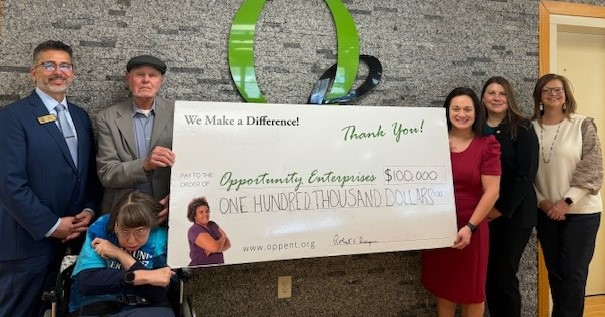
[481,76,539,317]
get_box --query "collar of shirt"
[131,100,156,118]
[35,87,67,115]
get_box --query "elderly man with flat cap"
[96,55,175,219]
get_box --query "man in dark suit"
[96,55,175,220]
[0,40,100,317]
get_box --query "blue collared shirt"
[132,101,155,194]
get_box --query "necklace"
[449,135,473,152]
[539,121,562,164]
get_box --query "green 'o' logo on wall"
[228,0,382,104]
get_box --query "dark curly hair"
[187,196,209,222]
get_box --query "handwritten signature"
[332,234,378,246]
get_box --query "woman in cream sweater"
[531,73,603,317]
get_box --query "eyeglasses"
[37,61,73,72]
[541,87,564,95]
[115,227,149,239]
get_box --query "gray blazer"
[96,96,174,213]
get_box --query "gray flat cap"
[126,55,167,74]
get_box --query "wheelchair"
[42,255,196,317]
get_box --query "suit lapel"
[150,98,170,148]
[115,101,138,157]
[29,93,78,172]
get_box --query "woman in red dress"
[421,87,501,317]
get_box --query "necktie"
[55,104,78,166]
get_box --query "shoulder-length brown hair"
[531,73,577,121]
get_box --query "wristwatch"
[564,197,574,206]
[125,271,136,285]
[466,222,477,233]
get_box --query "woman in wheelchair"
[69,191,175,317]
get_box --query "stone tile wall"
[2,0,602,316]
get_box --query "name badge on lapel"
[37,114,57,124]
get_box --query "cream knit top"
[532,113,603,214]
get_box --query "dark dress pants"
[486,217,533,317]
[0,252,60,317]
[537,211,600,317]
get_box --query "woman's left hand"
[133,267,175,287]
[452,226,472,249]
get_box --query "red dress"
[421,135,501,304]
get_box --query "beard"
[36,76,73,96]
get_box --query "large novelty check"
[168,102,456,268]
